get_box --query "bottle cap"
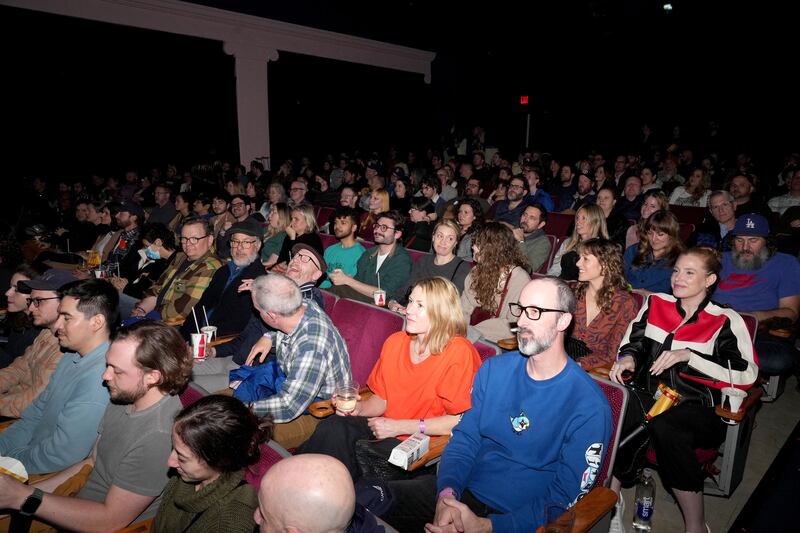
[643,468,654,477]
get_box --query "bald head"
[255,454,355,533]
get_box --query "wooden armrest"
[163,316,186,327]
[116,518,153,533]
[589,364,612,379]
[409,435,450,471]
[209,334,237,347]
[497,337,518,351]
[308,388,374,419]
[534,486,617,533]
[715,386,763,422]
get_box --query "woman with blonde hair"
[261,203,292,267]
[669,167,712,207]
[461,222,531,343]
[359,188,391,237]
[624,210,684,295]
[548,204,609,280]
[570,238,639,370]
[625,190,669,248]
[273,204,322,269]
[299,277,482,479]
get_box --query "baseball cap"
[391,167,407,179]
[291,243,327,272]
[732,213,770,237]
[20,269,78,293]
[118,200,145,220]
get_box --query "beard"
[732,246,769,270]
[108,380,149,405]
[517,325,558,357]
[232,251,259,268]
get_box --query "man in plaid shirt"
[132,217,222,322]
[243,273,351,449]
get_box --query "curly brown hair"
[470,222,530,312]
[574,238,628,313]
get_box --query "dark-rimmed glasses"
[508,302,567,321]
[28,296,60,308]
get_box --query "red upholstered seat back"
[329,298,405,385]
[474,340,500,362]
[591,376,629,488]
[179,382,209,408]
[406,249,431,263]
[315,207,335,230]
[319,233,337,250]
[320,289,338,315]
[546,212,575,241]
[539,235,559,274]
[245,440,292,488]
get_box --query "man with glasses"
[289,179,311,209]
[132,217,222,322]
[0,270,76,418]
[694,190,737,251]
[146,183,177,226]
[179,219,265,340]
[327,210,412,306]
[384,277,611,531]
[494,176,530,228]
[0,279,117,475]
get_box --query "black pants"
[297,415,400,480]
[385,475,497,532]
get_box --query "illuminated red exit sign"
[520,96,529,105]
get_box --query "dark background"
[1,0,798,181]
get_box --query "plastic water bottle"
[632,468,655,531]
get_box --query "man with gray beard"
[382,277,611,532]
[179,218,266,340]
[714,213,800,376]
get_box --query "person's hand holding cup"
[332,384,360,416]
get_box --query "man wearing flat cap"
[179,218,266,340]
[714,213,800,376]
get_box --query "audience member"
[669,168,712,207]
[548,204,609,280]
[403,196,435,251]
[455,198,483,262]
[768,167,800,215]
[261,203,291,268]
[0,264,43,369]
[274,204,323,268]
[625,190,668,248]
[320,207,367,289]
[624,210,684,295]
[147,183,176,226]
[512,203,552,273]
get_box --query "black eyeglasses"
[292,253,320,269]
[373,224,396,232]
[180,235,209,245]
[28,296,60,308]
[508,302,567,321]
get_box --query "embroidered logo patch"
[510,411,530,434]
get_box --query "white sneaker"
[609,494,626,533]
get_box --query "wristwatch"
[19,488,44,517]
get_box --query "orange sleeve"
[435,337,482,415]
[366,332,405,399]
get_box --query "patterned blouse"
[572,289,640,370]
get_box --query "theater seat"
[320,289,338,315]
[179,382,210,408]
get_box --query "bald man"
[254,454,355,533]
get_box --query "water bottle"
[632,468,656,531]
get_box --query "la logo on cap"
[746,218,755,229]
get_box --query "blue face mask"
[145,246,161,260]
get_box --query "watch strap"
[19,487,44,517]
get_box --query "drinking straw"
[727,360,734,387]
[66,239,70,254]
[377,273,381,291]
[116,262,120,278]
[202,305,209,327]
[192,307,200,334]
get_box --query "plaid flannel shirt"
[251,301,351,422]
[145,250,223,322]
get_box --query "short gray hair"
[547,276,577,315]
[707,190,734,208]
[251,274,303,316]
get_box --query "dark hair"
[333,206,360,227]
[9,263,43,330]
[634,210,685,267]
[575,238,627,312]
[410,196,435,214]
[193,192,212,207]
[212,189,231,204]
[597,185,618,199]
[376,210,405,230]
[174,395,273,473]
[421,177,441,194]
[59,279,120,334]
[231,193,249,205]
[142,223,176,251]
[176,191,195,206]
[111,320,192,394]
[526,202,549,224]
[509,175,529,192]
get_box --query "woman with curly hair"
[548,204,609,280]
[571,239,640,370]
[624,210,685,295]
[152,395,273,533]
[456,198,483,261]
[460,222,531,342]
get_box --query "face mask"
[145,246,161,260]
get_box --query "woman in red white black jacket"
[609,247,758,533]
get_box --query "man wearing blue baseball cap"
[714,213,800,375]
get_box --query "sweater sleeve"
[547,239,570,276]
[685,310,758,387]
[472,267,531,343]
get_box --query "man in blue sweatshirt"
[385,277,612,532]
[0,279,116,474]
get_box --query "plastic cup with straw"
[200,305,217,343]
[373,272,386,306]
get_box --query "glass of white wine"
[332,384,359,415]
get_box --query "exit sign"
[520,96,529,105]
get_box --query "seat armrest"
[209,334,237,347]
[534,487,617,533]
[409,435,450,471]
[116,518,153,533]
[308,387,373,418]
[715,386,763,422]
[497,337,518,351]
[163,316,186,327]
